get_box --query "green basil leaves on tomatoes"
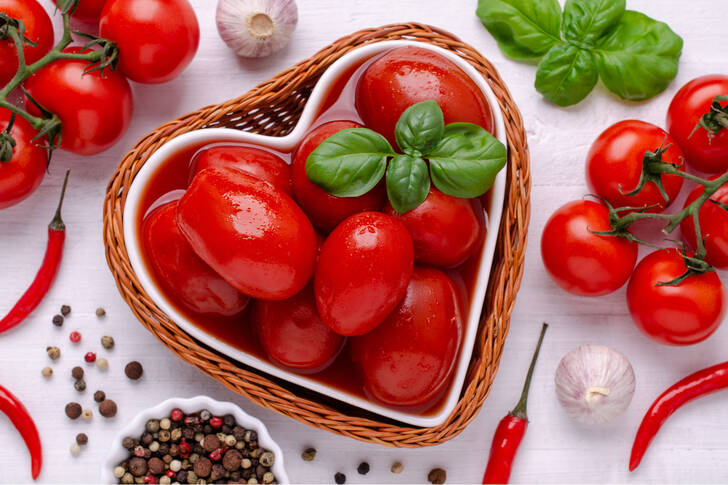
[476,0,683,106]
[306,101,506,214]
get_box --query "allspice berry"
[99,399,118,418]
[65,402,82,419]
[71,366,84,380]
[124,361,143,380]
[76,433,88,446]
[428,468,447,484]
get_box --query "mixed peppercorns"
[114,409,277,484]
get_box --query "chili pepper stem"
[510,323,548,420]
[49,170,70,231]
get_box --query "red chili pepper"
[0,384,42,479]
[0,170,70,334]
[630,360,728,471]
[482,323,548,484]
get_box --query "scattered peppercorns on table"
[114,409,277,484]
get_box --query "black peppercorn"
[52,314,64,327]
[60,305,71,316]
[357,462,370,475]
[122,437,135,450]
[334,472,346,484]
[71,366,84,380]
[93,390,106,402]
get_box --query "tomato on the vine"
[24,47,133,155]
[541,200,638,296]
[586,120,685,212]
[627,249,726,346]
[680,181,728,270]
[0,109,46,209]
[56,0,107,22]
[99,0,199,84]
[667,75,728,174]
[0,0,53,87]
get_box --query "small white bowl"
[122,40,507,427]
[101,396,289,484]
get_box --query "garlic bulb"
[555,345,635,424]
[216,0,298,58]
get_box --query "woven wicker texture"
[103,23,531,447]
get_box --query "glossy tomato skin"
[356,46,494,146]
[0,109,46,209]
[586,120,685,212]
[253,284,344,373]
[292,121,385,232]
[57,0,107,22]
[315,212,414,336]
[24,47,133,155]
[541,200,638,296]
[680,182,728,269]
[99,0,199,84]
[142,200,249,316]
[384,187,483,268]
[667,75,728,173]
[177,167,317,301]
[189,145,291,195]
[350,266,463,407]
[627,249,726,345]
[0,0,53,86]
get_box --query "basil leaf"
[562,0,625,45]
[534,43,598,107]
[476,0,563,61]
[428,123,507,198]
[385,154,430,214]
[594,10,683,101]
[394,100,444,156]
[306,128,393,197]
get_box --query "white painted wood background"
[1,0,727,483]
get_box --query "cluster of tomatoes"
[142,47,494,408]
[0,0,199,209]
[542,75,728,346]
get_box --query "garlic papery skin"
[555,345,635,424]
[216,0,298,58]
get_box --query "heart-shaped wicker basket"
[103,23,530,447]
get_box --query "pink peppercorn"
[69,331,81,343]
[134,445,145,457]
[84,352,96,363]
[166,470,175,478]
[209,448,223,461]
[210,416,223,429]
[170,409,183,422]
[143,474,157,484]
[178,441,190,457]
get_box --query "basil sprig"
[476,0,683,107]
[306,101,506,214]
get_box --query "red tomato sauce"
[135,52,489,418]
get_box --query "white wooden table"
[1,1,727,483]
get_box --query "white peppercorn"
[70,443,81,456]
[113,466,125,478]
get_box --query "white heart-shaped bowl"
[122,40,507,428]
[101,396,289,484]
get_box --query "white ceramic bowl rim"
[101,395,289,484]
[122,40,508,428]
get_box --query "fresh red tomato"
[385,187,483,268]
[189,145,291,195]
[99,0,199,84]
[585,120,685,212]
[667,75,728,174]
[253,284,344,373]
[0,0,53,87]
[24,47,133,155]
[142,200,249,316]
[291,121,386,232]
[541,200,638,296]
[56,0,107,22]
[177,167,317,301]
[355,46,494,146]
[627,249,726,345]
[680,181,728,269]
[0,109,46,209]
[350,266,463,407]
[315,212,414,336]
